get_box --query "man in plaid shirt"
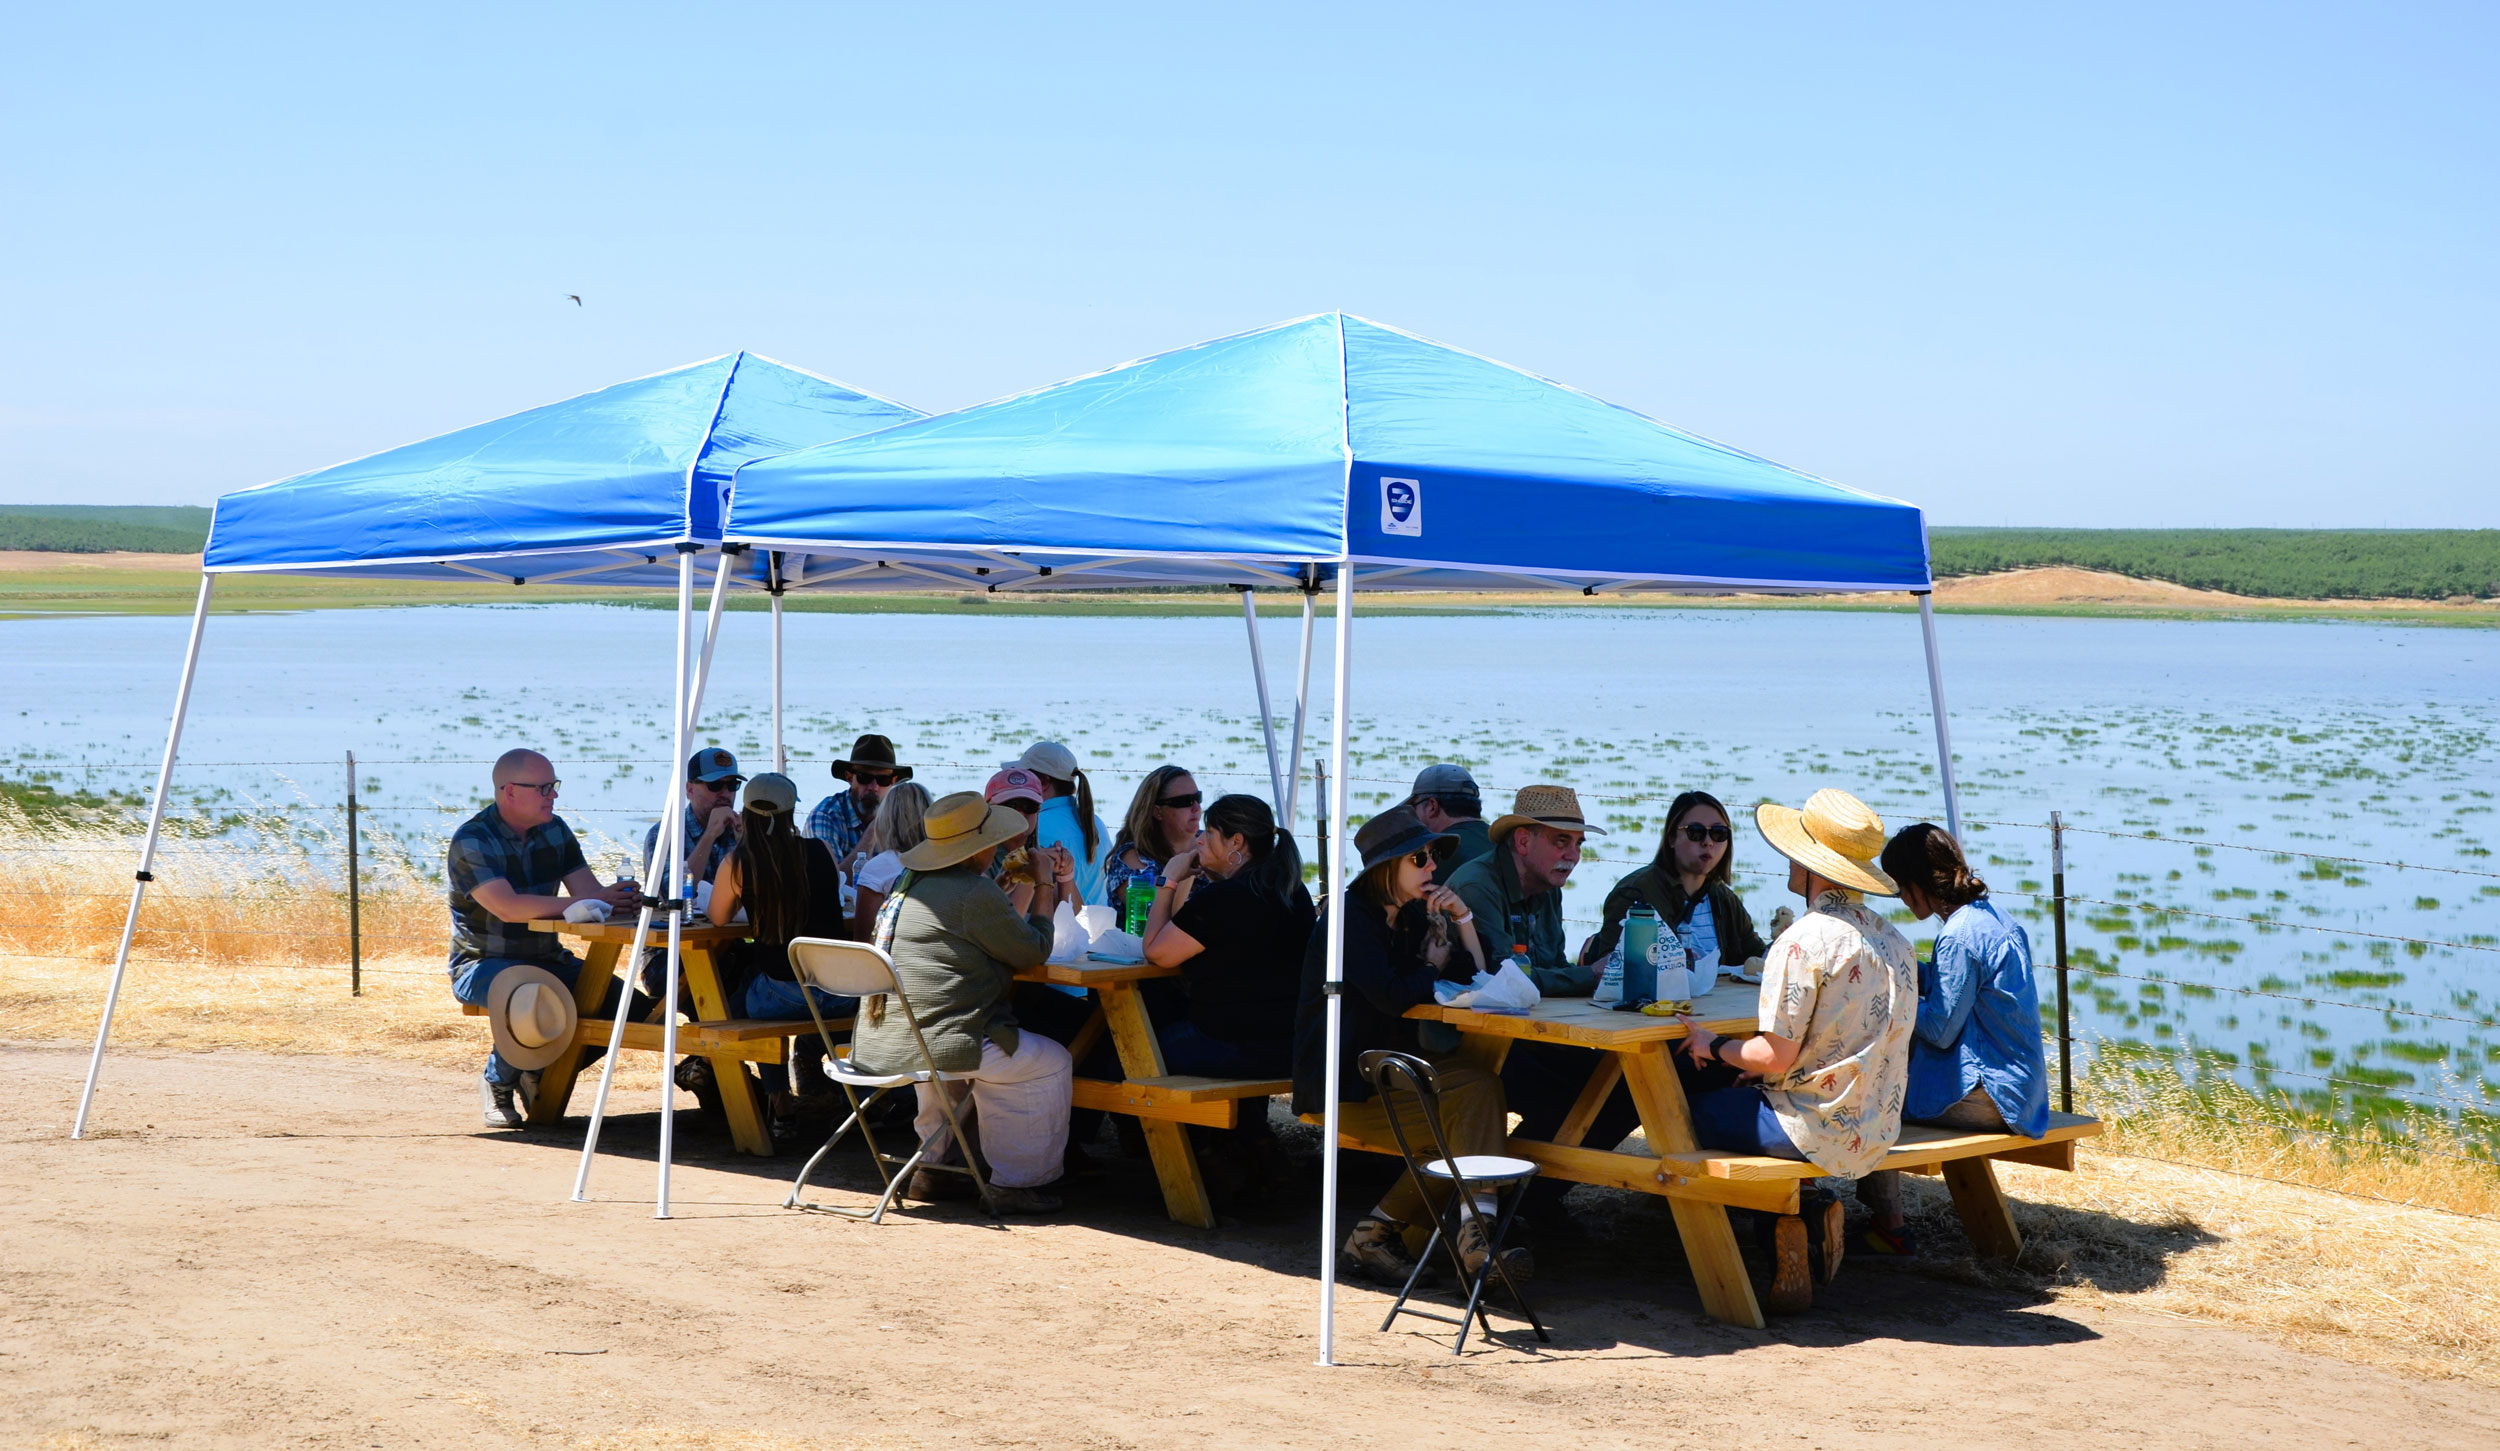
[447,748,639,1128]
[804,733,913,866]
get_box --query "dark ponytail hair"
[1879,822,1987,910]
[734,802,812,946]
[1204,793,1301,907]
[1042,767,1102,861]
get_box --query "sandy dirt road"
[7,1041,2495,1450]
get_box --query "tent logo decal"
[1380,477,1423,537]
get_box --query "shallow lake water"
[10,602,2497,1134]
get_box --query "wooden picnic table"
[1012,956,1289,1231]
[1369,977,2099,1327]
[504,916,815,1157]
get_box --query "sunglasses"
[1000,799,1041,816]
[850,770,898,787]
[1681,823,1731,844]
[1406,848,1437,868]
[1156,791,1202,809]
[506,780,559,797]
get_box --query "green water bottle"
[1621,906,1660,1005]
[1121,874,1155,938]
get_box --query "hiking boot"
[1766,1214,1813,1315]
[480,1078,525,1130]
[1340,1217,1420,1285]
[985,1183,1063,1215]
[1804,1188,1845,1285]
[1457,1215,1534,1284]
[906,1167,978,1203]
[1857,1222,1917,1259]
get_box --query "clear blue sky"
[4,3,2492,525]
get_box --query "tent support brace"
[1316,565,1354,1366]
[1916,593,1962,838]
[1241,589,1288,810]
[73,572,216,1139]
[654,549,702,1217]
[1284,586,1317,833]
[769,554,787,774]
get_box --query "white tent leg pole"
[1316,564,1354,1367]
[682,550,733,741]
[1917,592,1963,839]
[575,551,732,1203]
[73,573,215,1139]
[770,557,787,774]
[1284,588,1317,833]
[657,547,697,1219]
[1241,588,1287,810]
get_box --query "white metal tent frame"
[731,536,1963,1363]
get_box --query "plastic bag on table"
[1431,958,1543,1015]
[1046,899,1092,965]
[562,898,612,924]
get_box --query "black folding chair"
[1358,1049,1550,1353]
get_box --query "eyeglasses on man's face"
[505,780,559,798]
[851,770,898,788]
[1681,823,1731,844]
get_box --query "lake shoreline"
[6,553,2499,627]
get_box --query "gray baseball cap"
[1404,763,1479,805]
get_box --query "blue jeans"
[1158,1020,1291,1079]
[450,951,605,1087]
[740,974,859,1024]
[1690,1084,1806,1159]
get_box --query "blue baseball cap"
[686,747,742,784]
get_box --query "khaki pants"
[1333,1062,1509,1227]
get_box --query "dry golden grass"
[11,808,2500,1384]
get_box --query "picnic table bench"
[1015,956,1289,1229]
[1307,979,2100,1326]
[453,917,844,1157]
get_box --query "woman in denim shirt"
[1854,823,2050,1254]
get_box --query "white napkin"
[1086,927,1147,963]
[562,898,612,924]
[1076,904,1120,939]
[692,881,715,918]
[1432,959,1542,1014]
[1046,900,1093,965]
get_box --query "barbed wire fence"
[11,746,2497,1208]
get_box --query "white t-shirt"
[856,850,905,896]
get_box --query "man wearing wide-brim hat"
[1676,788,1921,1179]
[1443,784,1605,997]
[805,733,913,865]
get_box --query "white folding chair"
[783,937,995,1223]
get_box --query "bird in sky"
[566,294,582,306]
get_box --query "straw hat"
[900,790,1030,871]
[485,963,579,1072]
[1755,789,1899,897]
[1488,784,1607,843]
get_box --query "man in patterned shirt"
[447,748,640,1128]
[1677,787,1918,1311]
[804,733,913,867]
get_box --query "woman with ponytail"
[1143,793,1314,1078]
[1004,741,1109,906]
[706,774,858,1131]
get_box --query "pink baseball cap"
[984,767,1047,806]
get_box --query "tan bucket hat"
[1755,789,1899,897]
[485,963,579,1071]
[900,790,1030,871]
[1488,784,1607,843]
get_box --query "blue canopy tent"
[75,354,925,1221]
[724,313,1962,1346]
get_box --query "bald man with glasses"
[446,748,641,1128]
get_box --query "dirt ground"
[9,1042,2498,1451]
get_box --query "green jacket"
[1443,843,1594,996]
[1429,817,1494,886]
[849,861,1053,1074]
[1582,864,1769,969]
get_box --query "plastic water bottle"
[1593,939,1626,1006]
[1621,906,1660,1005]
[1651,921,1690,1004]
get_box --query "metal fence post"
[346,750,362,997]
[2051,810,2070,1113]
